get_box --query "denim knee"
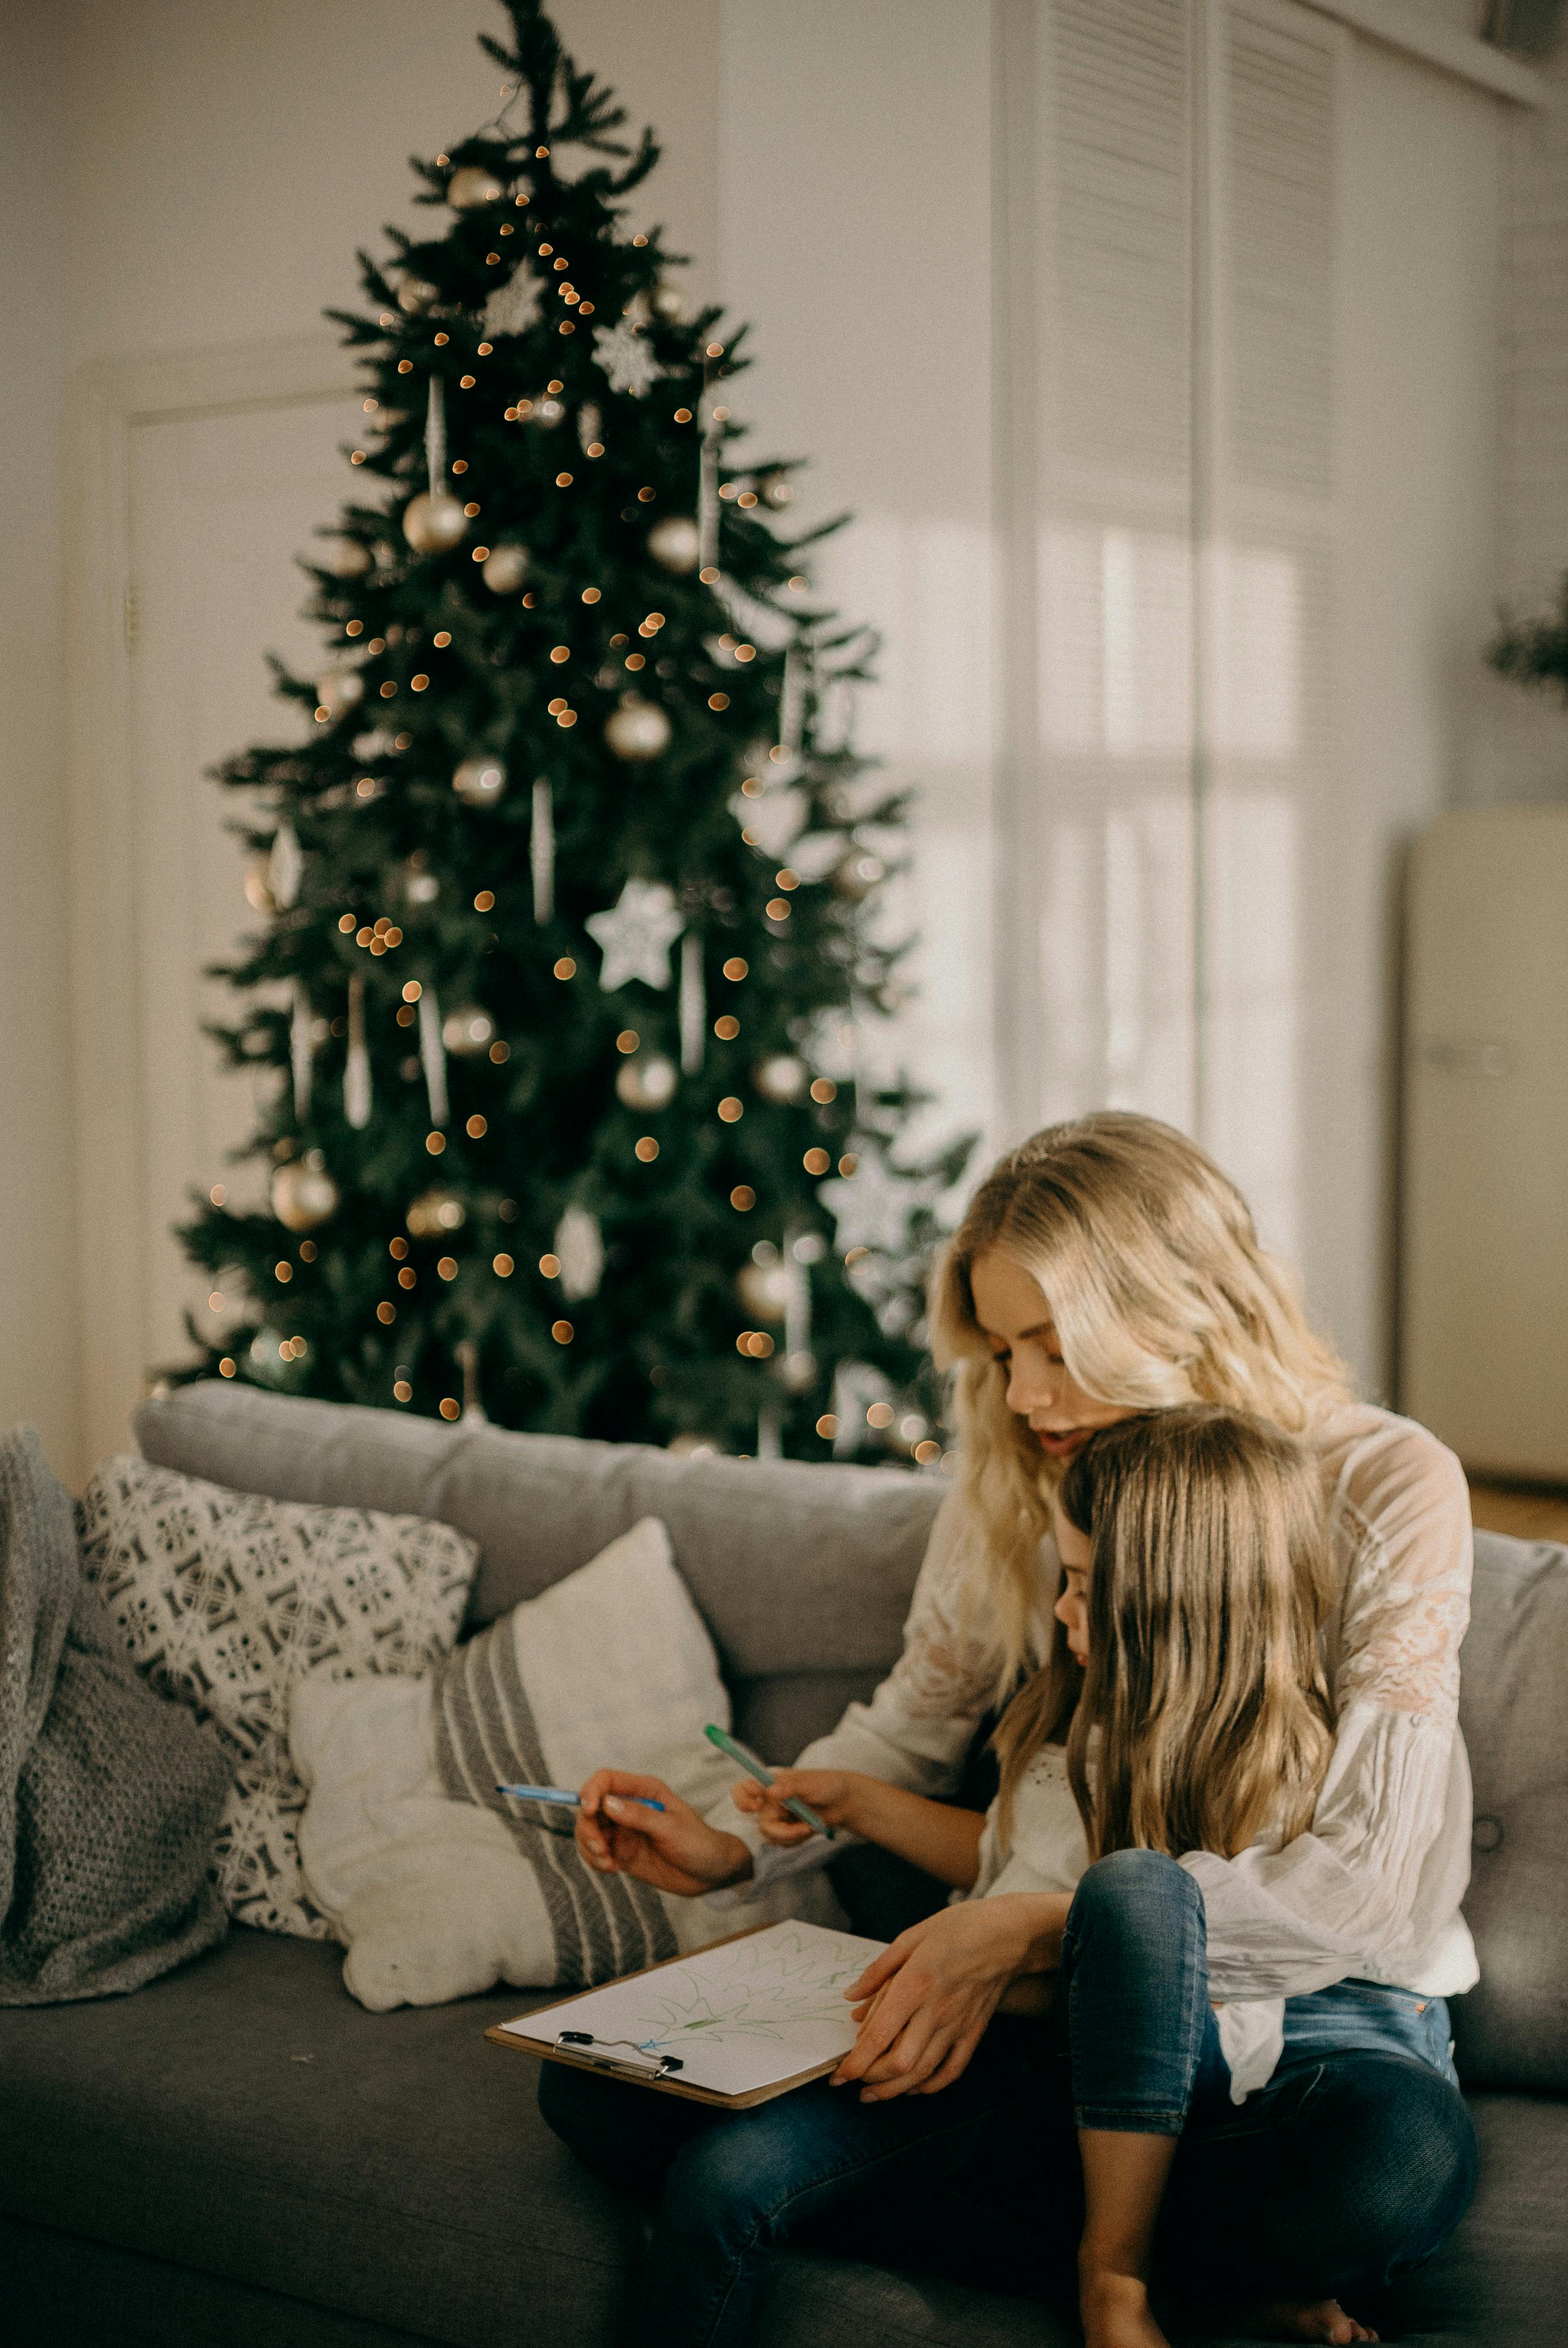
[1067,1849,1202,1948]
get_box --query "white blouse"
[709,1401,1478,2101]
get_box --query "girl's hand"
[831,1894,1069,2102]
[731,1768,871,1846]
[575,1771,752,1899]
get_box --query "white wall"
[715,1,1000,1171]
[1320,34,1502,1389]
[2,0,1530,1473]
[0,11,79,1474]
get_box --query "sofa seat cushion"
[0,1925,639,2348]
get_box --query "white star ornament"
[585,878,686,992]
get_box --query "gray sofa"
[2,1382,1564,2348]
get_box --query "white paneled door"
[76,364,358,1461]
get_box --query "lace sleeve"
[1183,1417,1475,1999]
[703,1489,1021,1902]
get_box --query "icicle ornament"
[344,973,372,1130]
[424,375,447,497]
[269,821,304,910]
[679,933,705,1075]
[417,986,450,1126]
[455,1336,488,1423]
[290,982,314,1123]
[554,1204,604,1302]
[531,776,555,922]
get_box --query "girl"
[550,1115,1479,2338]
[547,1410,1474,2346]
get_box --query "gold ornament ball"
[647,514,701,574]
[244,858,277,915]
[651,282,687,323]
[447,165,505,210]
[482,542,530,594]
[453,755,507,808]
[833,851,887,903]
[315,668,365,722]
[403,491,468,555]
[605,695,672,762]
[323,537,373,579]
[407,1186,466,1240]
[736,1260,794,1323]
[532,392,566,429]
[615,1052,679,1111]
[758,473,793,511]
[442,1004,497,1056]
[754,1053,807,1104]
[271,1158,340,1233]
[396,274,440,315]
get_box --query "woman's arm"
[1183,1417,1475,2000]
[830,1893,1073,2101]
[704,1489,1043,1899]
[735,1768,988,1890]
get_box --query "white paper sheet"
[501,1920,889,2097]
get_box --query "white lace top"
[709,1401,1478,2101]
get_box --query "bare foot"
[1245,2299,1379,2344]
[1080,2270,1169,2348]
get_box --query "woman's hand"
[731,1768,874,1846]
[831,1893,1071,2102]
[575,1771,753,1899]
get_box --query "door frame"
[65,334,357,1465]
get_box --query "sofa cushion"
[77,1452,476,1938]
[1452,1532,1568,2092]
[292,1517,836,2013]
[135,1385,944,1681]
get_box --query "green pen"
[703,1723,836,1840]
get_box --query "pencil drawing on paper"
[632,1929,870,2052]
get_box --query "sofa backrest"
[133,1383,944,1759]
[1452,1529,1568,2094]
[133,1385,1568,2093]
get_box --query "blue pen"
[495,1783,666,1812]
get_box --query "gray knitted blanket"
[0,1427,229,2003]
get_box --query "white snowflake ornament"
[594,315,661,398]
[729,785,807,860]
[585,877,685,992]
[818,1147,921,1257]
[483,265,542,340]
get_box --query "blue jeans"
[537,1852,1479,2347]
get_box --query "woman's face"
[969,1248,1138,1467]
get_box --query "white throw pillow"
[78,1454,477,1938]
[291,1515,842,2011]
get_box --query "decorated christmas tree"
[174,0,967,1463]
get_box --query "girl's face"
[969,1248,1138,1466]
[1051,1505,1092,1667]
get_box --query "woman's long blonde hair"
[994,1409,1335,1859]
[931,1112,1351,1694]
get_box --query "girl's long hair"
[930,1112,1352,1696]
[993,1409,1336,1859]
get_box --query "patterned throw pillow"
[78,1455,478,1937]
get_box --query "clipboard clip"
[556,2029,684,2080]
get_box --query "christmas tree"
[174,0,968,1464]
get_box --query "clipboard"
[485,1920,888,2110]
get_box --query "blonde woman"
[550,1115,1479,2343]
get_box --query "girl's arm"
[738,1768,988,1890]
[703,1490,1046,1900]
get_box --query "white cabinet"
[1402,806,1568,1478]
